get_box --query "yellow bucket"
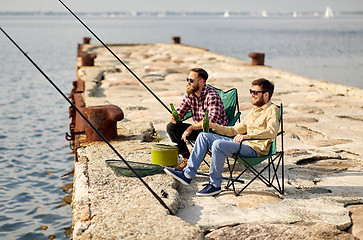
[151,144,178,166]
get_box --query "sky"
[1,0,363,13]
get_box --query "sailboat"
[223,10,230,18]
[323,6,334,18]
[292,11,298,18]
[261,10,268,18]
[157,12,166,17]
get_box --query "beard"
[186,84,199,95]
[252,97,265,107]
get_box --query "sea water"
[0,13,362,240]
[69,14,363,89]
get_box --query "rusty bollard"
[172,36,181,44]
[85,105,124,142]
[83,37,91,44]
[248,52,265,66]
[77,37,92,57]
[80,53,97,66]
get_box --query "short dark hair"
[191,68,208,81]
[251,78,274,101]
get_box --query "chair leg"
[236,165,271,196]
[226,157,249,195]
[256,153,284,194]
[229,153,284,196]
[281,153,284,194]
[226,157,237,192]
[268,157,271,187]
[269,153,284,194]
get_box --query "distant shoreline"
[1,11,363,17]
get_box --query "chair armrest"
[277,131,285,136]
[237,138,263,153]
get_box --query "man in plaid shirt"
[167,68,228,169]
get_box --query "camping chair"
[182,84,241,127]
[183,84,241,167]
[225,103,284,196]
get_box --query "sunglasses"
[250,89,266,95]
[186,78,194,83]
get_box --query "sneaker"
[175,158,188,170]
[196,183,222,196]
[164,168,192,186]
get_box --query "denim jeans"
[184,132,257,188]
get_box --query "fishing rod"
[58,0,172,114]
[0,27,174,216]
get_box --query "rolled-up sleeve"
[214,120,247,137]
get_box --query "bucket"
[151,144,178,166]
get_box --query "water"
[0,16,79,240]
[0,13,362,239]
[79,14,363,89]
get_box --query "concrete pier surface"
[71,41,363,239]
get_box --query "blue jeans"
[184,132,257,188]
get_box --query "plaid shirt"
[177,85,229,125]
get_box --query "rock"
[164,73,186,82]
[346,204,363,239]
[303,187,332,194]
[102,72,139,86]
[285,148,308,156]
[293,159,354,174]
[284,117,319,123]
[290,105,324,114]
[293,149,342,165]
[217,191,283,209]
[205,222,357,240]
[117,121,156,142]
[157,91,183,97]
[306,139,353,147]
[337,115,363,122]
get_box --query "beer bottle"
[203,110,209,132]
[170,103,180,123]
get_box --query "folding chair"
[183,84,241,167]
[225,103,284,196]
[183,84,241,127]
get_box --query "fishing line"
[58,0,172,114]
[0,27,174,215]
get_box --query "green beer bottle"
[170,103,180,123]
[203,110,209,132]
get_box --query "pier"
[70,38,363,239]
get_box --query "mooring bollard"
[83,37,91,44]
[77,37,92,57]
[172,36,181,44]
[80,53,97,66]
[85,105,124,142]
[248,52,265,66]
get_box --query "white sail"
[324,6,334,18]
[261,10,268,18]
[292,11,298,18]
[223,10,230,18]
